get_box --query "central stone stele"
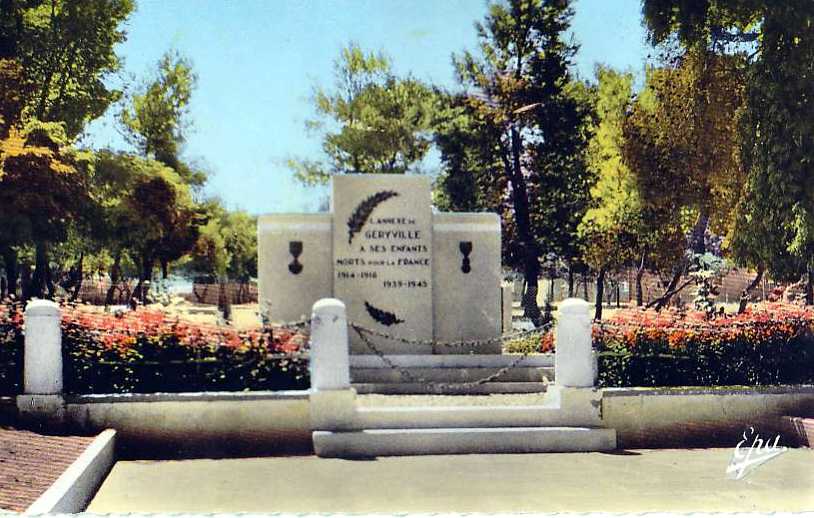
[258,174,504,354]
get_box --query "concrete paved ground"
[87,448,814,513]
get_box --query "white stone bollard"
[555,298,595,387]
[309,298,350,391]
[23,299,63,394]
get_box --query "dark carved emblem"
[347,190,399,244]
[365,301,404,326]
[459,241,473,274]
[288,241,303,275]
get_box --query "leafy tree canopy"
[289,42,438,185]
[0,0,133,138]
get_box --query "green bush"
[595,307,814,387]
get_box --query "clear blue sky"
[83,0,649,215]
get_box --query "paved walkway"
[88,448,814,513]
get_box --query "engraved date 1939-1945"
[383,279,428,289]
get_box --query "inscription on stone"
[332,175,433,353]
[258,175,502,355]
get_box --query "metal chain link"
[351,320,554,392]
[346,319,552,349]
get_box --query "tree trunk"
[737,266,765,314]
[105,253,121,306]
[635,252,645,306]
[31,241,48,299]
[582,273,589,299]
[595,268,606,320]
[1,247,18,298]
[161,259,169,280]
[616,282,621,308]
[567,266,574,297]
[807,267,814,306]
[651,270,683,311]
[70,252,84,301]
[218,276,232,322]
[20,263,31,302]
[140,256,153,305]
[689,210,710,255]
[548,276,555,302]
[501,126,541,325]
[131,255,153,307]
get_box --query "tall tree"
[92,150,203,305]
[578,66,642,318]
[729,3,814,302]
[447,0,593,323]
[119,50,205,186]
[0,121,93,298]
[288,42,437,185]
[622,48,747,309]
[642,0,814,303]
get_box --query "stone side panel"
[432,212,501,354]
[257,213,333,324]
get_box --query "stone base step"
[351,367,553,384]
[356,405,600,429]
[357,393,551,407]
[313,427,616,457]
[352,382,549,395]
[350,354,554,368]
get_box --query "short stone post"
[555,298,595,387]
[309,298,356,432]
[17,299,66,426]
[310,298,350,390]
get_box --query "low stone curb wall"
[602,385,814,448]
[25,429,116,514]
[65,391,312,458]
[43,386,814,455]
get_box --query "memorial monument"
[258,174,504,354]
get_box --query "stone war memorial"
[257,173,615,457]
[258,174,505,355]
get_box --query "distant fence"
[180,282,258,305]
[66,279,258,306]
[527,268,783,307]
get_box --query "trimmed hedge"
[594,305,814,387]
[0,301,308,394]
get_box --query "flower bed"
[594,304,814,387]
[0,302,24,395]
[0,301,308,394]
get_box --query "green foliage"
[0,120,92,247]
[730,3,814,284]
[688,252,726,317]
[0,0,134,137]
[578,66,641,273]
[187,199,257,281]
[119,50,205,186]
[92,150,205,285]
[622,49,746,274]
[433,93,508,213]
[289,42,437,185]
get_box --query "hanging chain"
[350,320,554,391]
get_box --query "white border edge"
[25,429,116,514]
